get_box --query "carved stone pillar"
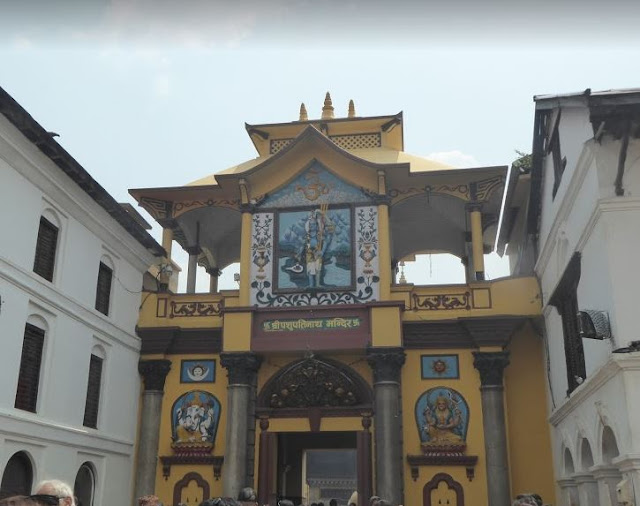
[473,351,510,506]
[220,352,262,499]
[186,246,200,294]
[135,359,171,501]
[367,347,406,506]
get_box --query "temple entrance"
[277,432,357,505]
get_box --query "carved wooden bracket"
[407,454,478,482]
[160,455,224,480]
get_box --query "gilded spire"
[321,91,334,119]
[299,102,308,121]
[348,99,356,118]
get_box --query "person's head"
[34,480,75,506]
[318,503,324,506]
[238,488,256,502]
[369,497,380,506]
[277,501,294,506]
[329,500,338,506]
[377,501,392,506]
[138,495,163,506]
[0,496,30,506]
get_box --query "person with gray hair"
[33,480,75,506]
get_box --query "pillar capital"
[221,352,262,385]
[367,347,405,383]
[473,351,510,387]
[138,359,171,392]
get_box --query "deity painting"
[421,355,459,379]
[180,360,215,383]
[275,205,353,291]
[171,391,221,446]
[415,387,469,450]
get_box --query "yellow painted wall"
[402,349,489,506]
[222,311,252,351]
[504,325,556,505]
[153,353,227,505]
[370,306,402,346]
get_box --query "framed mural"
[274,205,354,292]
[171,391,221,446]
[415,387,469,451]
[421,354,459,380]
[180,360,215,383]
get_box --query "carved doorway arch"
[173,472,210,506]
[257,356,373,421]
[423,473,464,506]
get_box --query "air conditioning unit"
[577,310,611,340]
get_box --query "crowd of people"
[0,481,399,506]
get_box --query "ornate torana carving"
[139,359,172,391]
[262,357,366,409]
[220,352,262,385]
[367,348,406,383]
[472,351,510,387]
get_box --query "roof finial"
[321,91,334,119]
[348,99,356,118]
[299,102,308,121]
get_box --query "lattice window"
[83,354,103,428]
[95,262,113,315]
[270,138,293,154]
[330,133,381,150]
[15,324,45,412]
[33,217,58,281]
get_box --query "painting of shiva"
[415,387,469,449]
[276,205,353,291]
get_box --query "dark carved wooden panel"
[257,357,372,412]
[423,473,464,506]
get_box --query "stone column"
[473,351,510,506]
[221,352,262,499]
[592,465,622,506]
[208,267,221,294]
[468,204,485,281]
[186,246,200,294]
[557,478,580,506]
[367,348,406,506]
[574,472,600,506]
[134,359,171,501]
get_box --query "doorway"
[276,432,358,506]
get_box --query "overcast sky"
[2,0,640,289]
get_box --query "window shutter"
[15,324,45,412]
[95,262,113,315]
[33,217,59,282]
[83,355,103,428]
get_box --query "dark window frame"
[15,323,45,412]
[33,217,59,282]
[546,109,567,199]
[549,253,586,395]
[83,354,103,429]
[95,262,113,316]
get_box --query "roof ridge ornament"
[299,102,308,121]
[348,99,356,118]
[321,91,334,119]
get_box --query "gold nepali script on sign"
[263,317,361,332]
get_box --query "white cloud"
[153,74,170,97]
[425,150,480,168]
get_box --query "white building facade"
[0,87,164,505]
[502,89,640,506]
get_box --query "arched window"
[95,255,114,316]
[602,426,620,464]
[33,209,62,282]
[74,462,95,506]
[0,452,33,499]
